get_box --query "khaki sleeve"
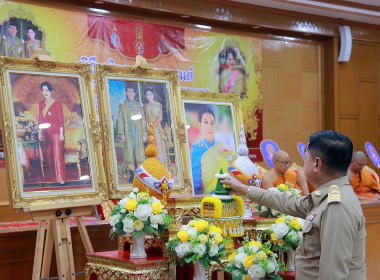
[319,202,359,280]
[247,187,309,219]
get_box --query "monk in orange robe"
[347,151,380,200]
[262,150,309,195]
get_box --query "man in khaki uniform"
[222,130,366,280]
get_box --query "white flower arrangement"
[255,184,302,218]
[166,219,229,267]
[225,239,284,280]
[269,215,305,253]
[109,188,173,239]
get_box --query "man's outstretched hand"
[220,176,249,197]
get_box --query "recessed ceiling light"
[252,25,261,29]
[181,15,190,18]
[95,1,104,4]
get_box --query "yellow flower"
[244,255,255,268]
[225,240,234,250]
[177,230,189,242]
[255,251,267,261]
[276,217,285,224]
[278,239,285,247]
[209,225,223,235]
[151,202,163,214]
[248,241,262,249]
[266,250,273,254]
[134,220,144,231]
[290,219,301,230]
[198,234,208,244]
[279,184,288,191]
[271,233,278,244]
[243,275,251,280]
[214,236,223,244]
[194,220,209,232]
[125,199,138,211]
[228,252,237,263]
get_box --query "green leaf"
[134,230,143,238]
[111,204,121,216]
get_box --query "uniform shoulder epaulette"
[327,185,341,203]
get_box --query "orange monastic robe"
[273,170,300,190]
[349,170,379,198]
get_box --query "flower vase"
[286,249,296,271]
[130,232,147,259]
[193,261,207,280]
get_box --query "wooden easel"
[29,203,95,280]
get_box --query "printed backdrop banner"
[0,1,263,161]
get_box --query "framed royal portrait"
[95,65,191,197]
[179,90,243,194]
[0,57,107,209]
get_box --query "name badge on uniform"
[307,212,316,222]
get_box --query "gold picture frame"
[95,65,191,197]
[0,57,107,209]
[179,90,243,194]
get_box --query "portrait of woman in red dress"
[38,81,66,185]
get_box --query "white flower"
[267,259,277,273]
[273,223,289,239]
[271,209,279,216]
[150,213,164,225]
[180,225,189,231]
[128,192,137,200]
[284,215,294,222]
[110,213,121,231]
[288,230,299,242]
[248,264,266,279]
[120,208,126,213]
[209,244,219,257]
[249,245,259,253]
[133,187,139,193]
[118,198,128,208]
[175,242,192,258]
[193,243,206,257]
[261,205,268,212]
[150,196,161,204]
[234,252,247,267]
[122,217,134,234]
[134,204,153,221]
[298,231,303,241]
[237,246,245,253]
[187,227,198,239]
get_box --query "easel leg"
[53,219,76,280]
[75,216,94,253]
[41,221,54,278]
[32,220,46,280]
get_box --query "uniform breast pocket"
[299,222,319,257]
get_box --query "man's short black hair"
[307,130,353,174]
